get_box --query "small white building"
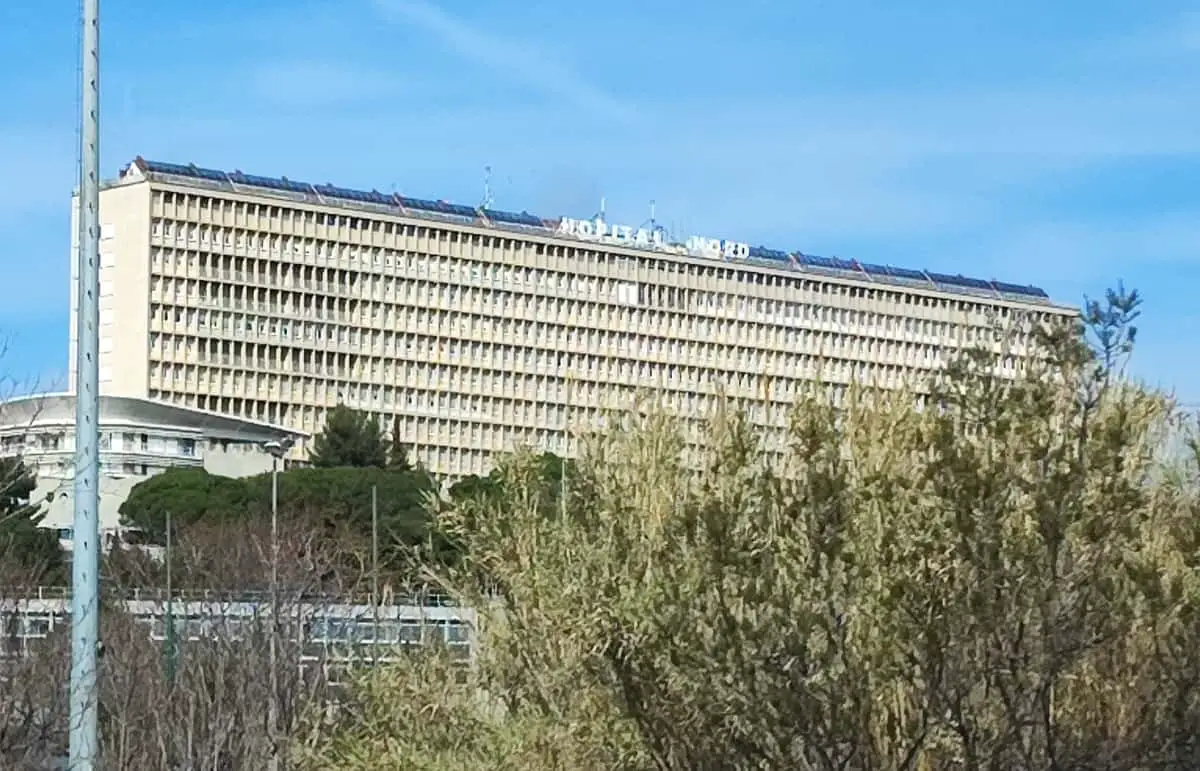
[0,393,307,543]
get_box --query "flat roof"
[0,393,307,441]
[122,157,1064,308]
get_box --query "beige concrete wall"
[31,440,281,535]
[95,174,1078,478]
[202,440,276,478]
[71,181,153,398]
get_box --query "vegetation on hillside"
[295,288,1200,770]
[118,409,573,578]
[6,285,1200,769]
[119,465,437,571]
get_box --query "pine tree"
[0,456,65,583]
[308,406,388,469]
[387,414,412,472]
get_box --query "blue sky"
[1,0,1197,404]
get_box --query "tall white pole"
[70,0,102,767]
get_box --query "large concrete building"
[73,157,1077,477]
[0,393,304,539]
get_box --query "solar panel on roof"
[399,197,441,213]
[402,197,476,218]
[194,168,228,182]
[316,184,390,204]
[485,209,543,227]
[994,281,1048,298]
[279,178,313,194]
[890,267,928,281]
[929,272,993,291]
[145,161,196,177]
[231,172,303,194]
[798,254,832,269]
[928,272,974,289]
[748,246,789,261]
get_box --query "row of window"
[146,233,1042,334]
[4,609,471,646]
[145,306,967,393]
[148,267,1012,350]
[0,431,198,458]
[147,385,830,477]
[148,200,1058,322]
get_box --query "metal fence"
[2,585,460,607]
[0,589,476,671]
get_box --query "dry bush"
[299,307,1200,770]
[1,506,377,770]
[96,601,331,769]
[0,597,69,769]
[105,507,373,598]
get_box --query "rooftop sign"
[557,217,750,261]
[557,216,665,247]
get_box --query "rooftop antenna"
[594,196,607,224]
[640,199,664,236]
[481,165,494,210]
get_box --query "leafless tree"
[0,588,70,769]
[1,507,377,770]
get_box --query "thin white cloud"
[1087,10,1200,60]
[652,85,1200,164]
[972,213,1200,284]
[370,0,635,122]
[249,60,408,107]
[0,126,73,223]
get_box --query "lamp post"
[261,436,294,771]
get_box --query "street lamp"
[260,435,294,771]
